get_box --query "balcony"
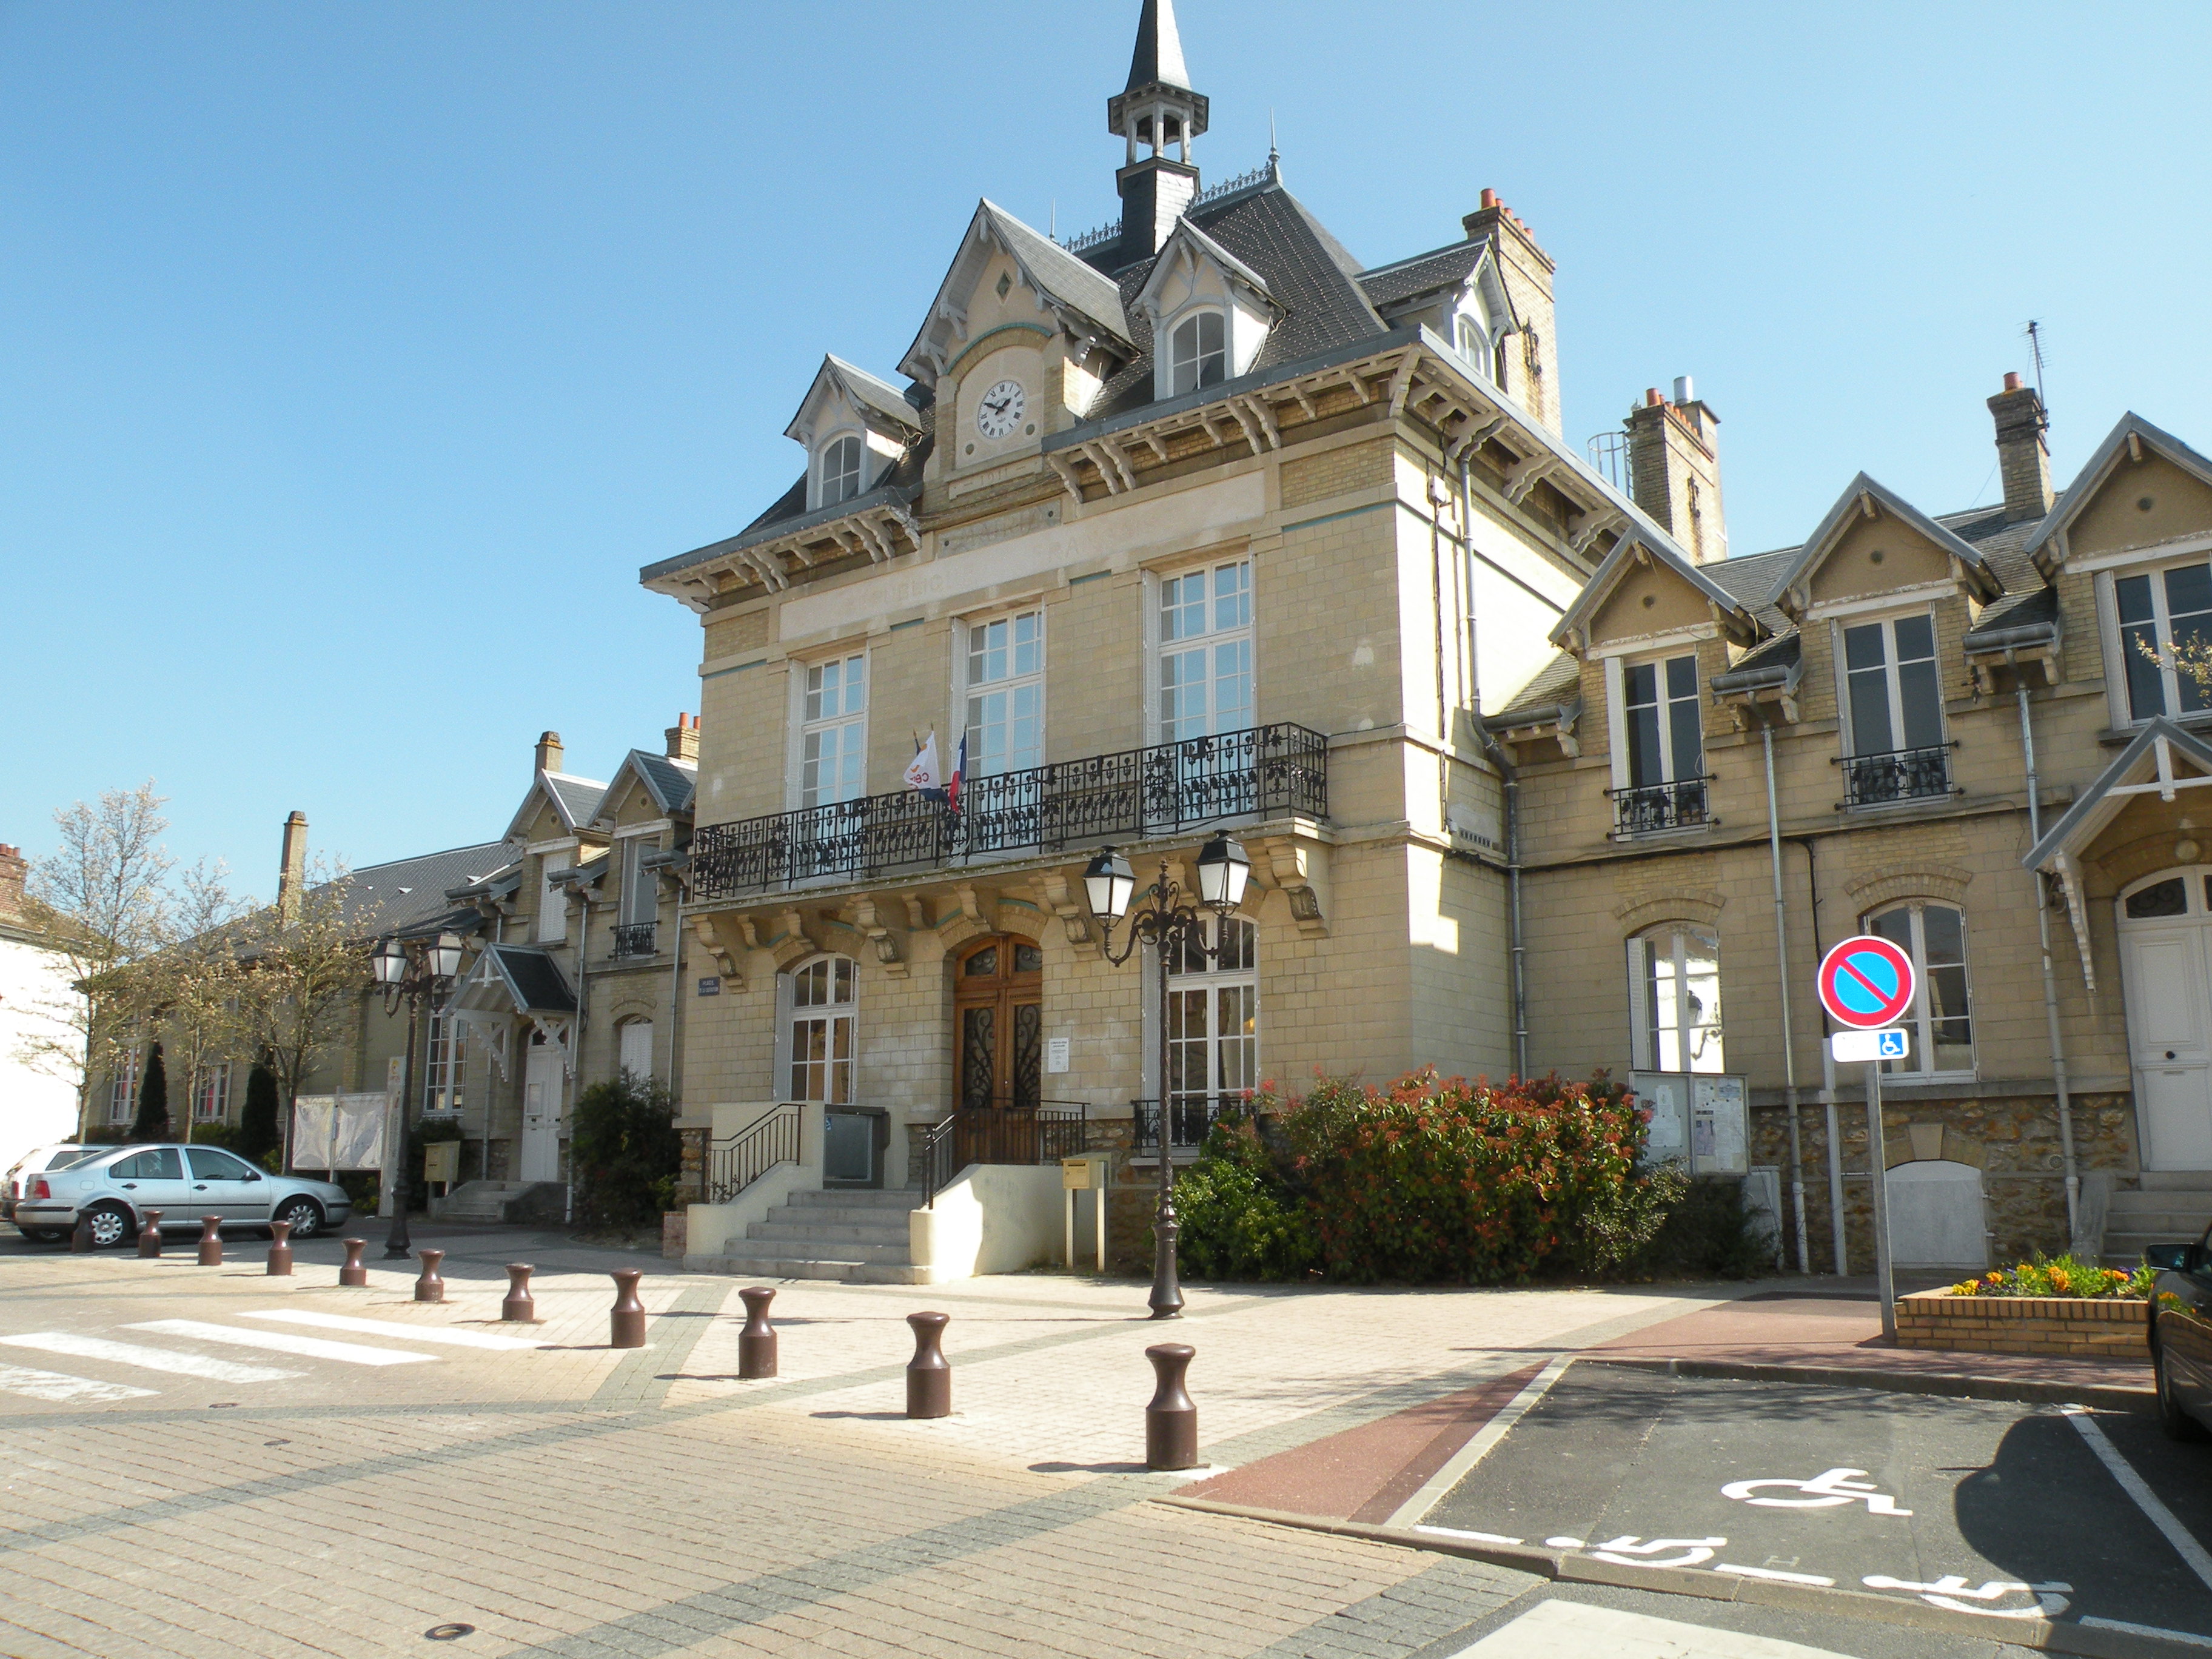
[1608,777,1710,837]
[1840,743,1954,808]
[610,921,658,958]
[691,722,1328,900]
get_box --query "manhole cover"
[424,1625,475,1642]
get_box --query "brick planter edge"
[1894,1290,2150,1361]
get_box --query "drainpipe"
[1761,720,1810,1273]
[1801,836,1849,1273]
[566,888,588,1227]
[2010,649,2081,1238]
[1461,452,1527,1076]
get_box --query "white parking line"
[2063,1404,2212,1598]
[127,1319,435,1367]
[1,1331,301,1384]
[240,1310,542,1350]
[0,1362,156,1404]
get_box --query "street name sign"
[1815,935,1917,1030]
[1830,1028,1909,1064]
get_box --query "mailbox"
[1061,1157,1097,1190]
[423,1140,460,1187]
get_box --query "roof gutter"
[1962,620,2059,655]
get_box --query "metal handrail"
[706,1103,803,1204]
[1837,742,1955,807]
[610,921,657,958]
[689,722,1328,899]
[923,1096,1097,1208]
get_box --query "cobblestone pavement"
[0,1229,1999,1658]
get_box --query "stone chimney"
[1988,370,2053,523]
[535,731,564,776]
[665,711,700,763]
[1461,189,1562,437]
[1624,378,1728,564]
[0,843,26,923]
[276,811,309,924]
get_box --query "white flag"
[904,732,941,793]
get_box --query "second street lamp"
[372,931,464,1260]
[1085,834,1249,1319]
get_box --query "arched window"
[1866,902,1974,1076]
[786,955,856,1104]
[819,434,865,507]
[1455,313,1490,381]
[1627,924,1723,1073]
[1168,311,1227,397]
[617,1017,654,1085]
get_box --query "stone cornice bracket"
[768,908,818,972]
[688,915,745,993]
[934,884,998,953]
[1044,451,1087,500]
[1036,871,1099,959]
[903,894,931,933]
[851,897,907,977]
[1263,837,1330,938]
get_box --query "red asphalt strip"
[1178,1362,1544,1523]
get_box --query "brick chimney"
[1988,370,2053,523]
[664,711,699,763]
[0,843,26,923]
[1624,377,1728,564]
[276,811,308,924]
[535,731,564,776]
[1461,189,1562,437]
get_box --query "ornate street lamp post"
[1084,833,1251,1319]
[368,931,463,1259]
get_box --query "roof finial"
[1268,108,1279,177]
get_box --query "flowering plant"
[1946,1253,2154,1299]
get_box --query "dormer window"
[819,435,865,508]
[1168,312,1227,397]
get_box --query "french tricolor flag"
[947,732,967,811]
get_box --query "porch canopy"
[450,943,577,1078]
[2023,717,2212,991]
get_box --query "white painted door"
[2120,903,2212,1170]
[520,1039,562,1183]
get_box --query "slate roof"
[542,773,608,830]
[628,751,697,816]
[820,356,926,434]
[1357,240,1489,313]
[324,841,513,937]
[476,944,577,1015]
[654,435,930,575]
[1490,650,1582,724]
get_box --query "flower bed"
[1895,1288,2149,1360]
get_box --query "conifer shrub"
[236,1063,282,1169]
[131,1044,170,1141]
[570,1073,682,1230]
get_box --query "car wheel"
[272,1197,324,1239]
[82,1202,133,1250]
[2156,1333,2210,1443]
[14,1227,65,1244]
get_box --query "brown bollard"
[905,1311,951,1419]
[137,1210,164,1258]
[609,1269,646,1349]
[1145,1343,1198,1471]
[501,1264,535,1322]
[265,1219,293,1276]
[414,1248,445,1303]
[737,1286,777,1379]
[196,1216,224,1267]
[71,1211,94,1252]
[338,1238,368,1287]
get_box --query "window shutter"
[1625,936,1652,1071]
[1604,655,1629,791]
[771,974,796,1101]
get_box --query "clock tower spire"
[1107,0,1208,267]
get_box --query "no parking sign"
[1815,934,1917,1030]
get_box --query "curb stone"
[1585,1354,2155,1413]
[1155,1495,2208,1659]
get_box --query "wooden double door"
[955,934,1044,1118]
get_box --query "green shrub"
[1172,1116,1319,1282]
[1633,1170,1772,1279]
[235,1064,282,1169]
[1952,1253,2154,1299]
[570,1074,681,1230]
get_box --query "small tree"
[235,859,363,1171]
[236,1062,282,1168]
[151,858,251,1143]
[20,782,173,1138]
[570,1073,682,1231]
[133,1043,170,1141]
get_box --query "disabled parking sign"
[1815,934,1917,1030]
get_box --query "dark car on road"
[2145,1238,2212,1439]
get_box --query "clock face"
[975,378,1025,440]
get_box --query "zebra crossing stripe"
[241,1310,543,1350]
[1,1331,301,1384]
[127,1319,436,1367]
[0,1362,156,1403]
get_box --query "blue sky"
[5,1,2208,886]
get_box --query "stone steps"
[2100,1182,2212,1267]
[692,1186,926,1284]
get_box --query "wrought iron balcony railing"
[1839,743,1954,808]
[1607,777,1711,837]
[1132,1094,1255,1155]
[691,722,1328,899]
[609,921,657,959]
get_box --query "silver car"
[4,1144,101,1236]
[13,1143,353,1248]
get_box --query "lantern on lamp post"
[372,931,465,1259]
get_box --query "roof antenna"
[2024,318,2049,415]
[1050,198,1057,240]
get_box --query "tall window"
[966,611,1043,777]
[1165,917,1258,1139]
[788,956,856,1104]
[1159,559,1253,741]
[820,434,865,507]
[537,852,571,943]
[1455,313,1494,384]
[619,836,660,928]
[422,1012,464,1114]
[1843,613,1943,757]
[2116,561,2212,721]
[108,1051,141,1124]
[191,1062,231,1122]
[1625,655,1703,788]
[1868,902,1975,1076]
[800,654,867,806]
[1628,925,1724,1073]
[617,1018,654,1084]
[1168,311,1227,396]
